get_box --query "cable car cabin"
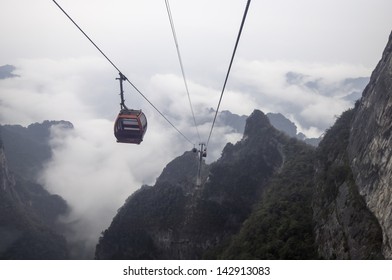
[114,109,147,144]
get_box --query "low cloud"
[39,120,164,257]
[230,59,371,136]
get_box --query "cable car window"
[139,113,147,129]
[121,119,138,130]
[122,119,138,126]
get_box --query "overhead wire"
[52,0,195,146]
[206,0,252,148]
[164,0,201,143]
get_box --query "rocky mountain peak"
[155,151,206,188]
[0,64,19,79]
[243,109,272,138]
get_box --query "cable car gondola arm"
[116,73,128,110]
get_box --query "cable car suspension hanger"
[117,73,128,110]
[114,73,147,144]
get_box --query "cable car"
[113,73,148,144]
[114,109,147,144]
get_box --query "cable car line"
[52,0,120,76]
[164,0,201,143]
[52,0,195,146]
[206,0,252,148]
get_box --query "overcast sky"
[1,0,391,258]
[1,0,391,131]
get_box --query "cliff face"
[0,122,73,259]
[0,140,69,259]
[312,109,383,259]
[348,31,392,258]
[312,31,392,259]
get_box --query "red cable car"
[114,73,148,144]
[114,109,147,144]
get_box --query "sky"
[1,0,392,258]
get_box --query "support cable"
[164,0,201,143]
[206,0,252,148]
[52,0,195,146]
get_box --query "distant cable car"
[114,73,148,144]
[114,109,147,144]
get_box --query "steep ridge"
[348,31,392,258]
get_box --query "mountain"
[285,71,369,101]
[0,65,19,79]
[215,137,317,259]
[214,110,321,146]
[341,77,370,102]
[1,120,73,181]
[266,112,297,137]
[96,30,392,260]
[95,110,317,259]
[0,121,73,259]
[217,110,248,134]
[266,112,321,146]
[0,137,68,259]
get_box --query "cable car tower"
[193,143,207,186]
